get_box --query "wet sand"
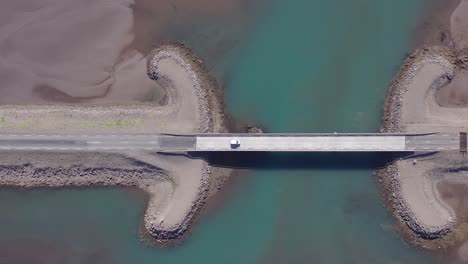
[411,0,460,48]
[450,0,468,50]
[0,0,255,105]
[436,69,468,107]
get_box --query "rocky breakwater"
[143,43,226,241]
[379,46,468,249]
[0,43,227,243]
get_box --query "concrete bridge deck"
[192,133,460,152]
[0,132,461,152]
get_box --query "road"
[0,132,461,152]
[405,133,459,151]
[0,134,195,151]
[193,133,461,152]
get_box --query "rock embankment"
[142,44,226,241]
[147,44,212,133]
[380,47,468,248]
[0,43,228,243]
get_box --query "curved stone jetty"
[381,46,468,249]
[0,43,227,242]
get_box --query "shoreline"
[377,0,468,251]
[144,43,213,241]
[0,43,229,243]
[379,47,468,249]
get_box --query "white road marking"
[88,141,101,144]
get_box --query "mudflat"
[0,0,251,104]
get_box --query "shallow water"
[0,0,444,263]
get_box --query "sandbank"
[451,0,468,50]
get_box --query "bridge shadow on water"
[186,151,416,171]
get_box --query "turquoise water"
[0,0,440,263]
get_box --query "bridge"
[0,132,463,152]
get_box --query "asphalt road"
[405,133,460,151]
[0,134,196,151]
[0,133,460,152]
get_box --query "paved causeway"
[0,132,462,152]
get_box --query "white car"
[230,139,240,148]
